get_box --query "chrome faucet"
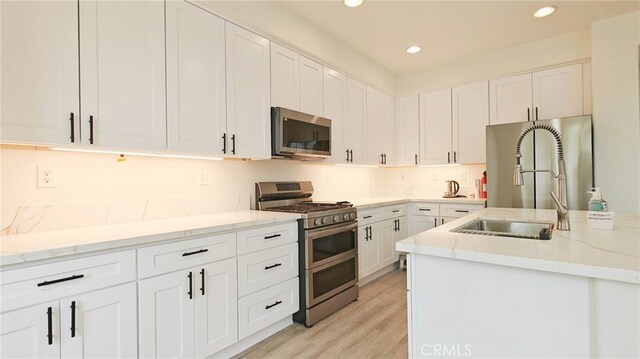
[513,124,570,231]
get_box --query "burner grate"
[267,202,352,214]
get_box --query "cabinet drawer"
[238,243,298,297]
[238,277,299,340]
[138,233,236,278]
[1,251,136,312]
[410,202,440,216]
[440,203,484,218]
[237,222,297,255]
[357,208,381,226]
[379,204,406,221]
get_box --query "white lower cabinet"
[0,283,137,359]
[408,202,484,236]
[138,258,237,359]
[358,206,408,279]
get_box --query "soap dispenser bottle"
[587,188,608,212]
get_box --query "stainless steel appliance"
[444,180,460,198]
[486,115,593,210]
[255,181,358,327]
[271,107,331,159]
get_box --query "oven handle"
[306,221,358,240]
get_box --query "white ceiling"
[278,1,639,74]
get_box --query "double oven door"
[305,221,358,307]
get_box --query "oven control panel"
[310,210,357,228]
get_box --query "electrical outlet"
[37,166,55,188]
[197,170,208,186]
[460,171,467,180]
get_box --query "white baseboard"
[360,261,400,286]
[208,318,293,359]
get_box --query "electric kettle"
[444,180,460,198]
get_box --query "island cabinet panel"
[410,255,590,358]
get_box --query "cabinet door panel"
[225,22,271,159]
[420,89,452,165]
[195,259,238,358]
[380,219,396,267]
[166,1,226,155]
[60,283,137,359]
[0,302,60,359]
[396,95,420,166]
[380,92,396,165]
[299,57,324,117]
[533,64,583,120]
[324,68,348,163]
[345,78,367,163]
[365,87,382,165]
[79,0,166,150]
[1,0,79,145]
[366,224,383,274]
[409,216,438,237]
[489,73,532,125]
[270,43,299,110]
[392,217,408,262]
[138,270,195,359]
[453,81,489,164]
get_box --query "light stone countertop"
[0,210,300,267]
[345,197,487,210]
[396,208,640,284]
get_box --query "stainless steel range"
[255,181,359,327]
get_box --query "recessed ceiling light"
[406,45,422,54]
[344,0,363,7]
[534,5,557,18]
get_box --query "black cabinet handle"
[363,215,373,219]
[368,226,372,240]
[447,152,451,163]
[434,218,437,227]
[89,115,94,144]
[37,274,84,287]
[455,210,470,213]
[392,210,400,213]
[441,218,445,225]
[69,113,75,143]
[384,154,387,165]
[265,300,282,310]
[535,107,539,121]
[415,154,418,165]
[200,269,205,295]
[453,151,457,163]
[265,263,282,270]
[182,249,208,257]
[47,307,53,345]
[419,208,431,211]
[527,108,531,121]
[380,153,384,165]
[70,301,76,338]
[346,149,350,162]
[264,234,281,240]
[349,149,353,163]
[222,133,227,154]
[231,134,236,155]
[187,272,193,300]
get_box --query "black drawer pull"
[264,234,282,240]
[265,263,282,270]
[182,249,208,257]
[392,210,400,213]
[200,268,205,295]
[454,210,470,213]
[38,274,84,287]
[47,307,53,345]
[70,301,76,338]
[419,208,431,211]
[265,300,282,310]
[363,215,373,219]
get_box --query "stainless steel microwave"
[271,107,331,159]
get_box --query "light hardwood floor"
[235,270,408,359]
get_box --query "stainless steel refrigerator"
[486,115,593,210]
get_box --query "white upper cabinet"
[79,0,166,151]
[419,89,452,165]
[365,87,382,165]
[1,1,80,145]
[345,78,367,164]
[166,1,226,156]
[270,43,324,117]
[270,43,299,111]
[379,92,396,166]
[489,73,533,125]
[226,22,271,159]
[299,57,324,117]
[396,95,420,166]
[324,68,348,163]
[533,64,583,120]
[453,81,489,164]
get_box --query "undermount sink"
[451,219,554,240]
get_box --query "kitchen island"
[396,208,640,358]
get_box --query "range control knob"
[314,219,321,226]
[349,213,356,220]
[343,214,349,220]
[321,217,328,224]
[333,215,340,222]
